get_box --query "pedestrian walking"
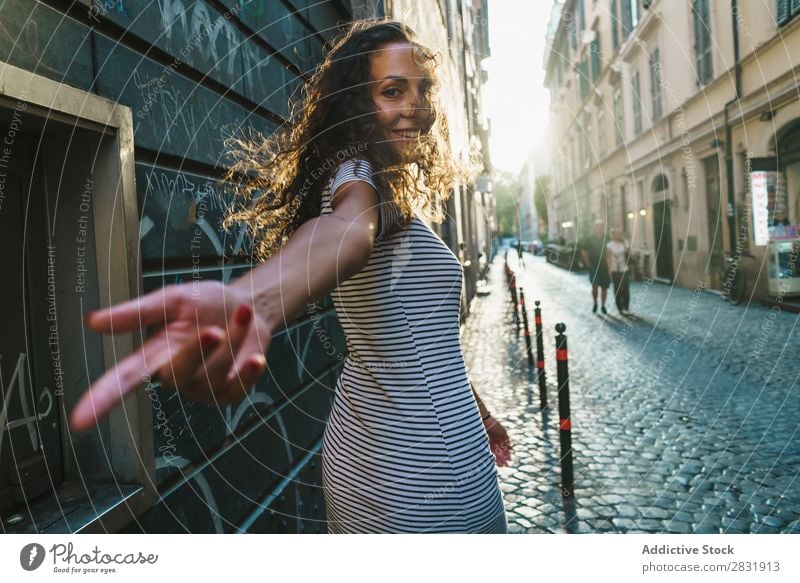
[69,20,510,534]
[579,219,610,314]
[606,228,631,316]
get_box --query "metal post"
[534,301,548,409]
[555,323,574,498]
[519,288,534,368]
[509,273,519,325]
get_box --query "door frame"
[0,60,155,530]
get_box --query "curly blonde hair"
[222,19,480,260]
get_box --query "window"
[555,39,568,88]
[632,69,643,134]
[590,35,602,82]
[613,85,624,145]
[620,184,628,233]
[571,138,577,179]
[577,0,585,33]
[621,0,639,37]
[578,59,590,99]
[583,115,592,170]
[693,0,713,85]
[597,109,607,156]
[569,11,578,50]
[650,47,663,122]
[777,0,800,25]
[611,0,620,49]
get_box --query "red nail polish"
[201,331,222,349]
[248,356,266,372]
[235,304,252,326]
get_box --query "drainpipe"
[725,0,742,255]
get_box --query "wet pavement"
[461,252,800,533]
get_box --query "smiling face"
[368,42,434,162]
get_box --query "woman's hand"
[70,281,273,432]
[483,415,512,467]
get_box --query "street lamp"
[639,208,648,248]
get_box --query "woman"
[70,20,510,533]
[606,228,631,316]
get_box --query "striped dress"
[319,158,507,534]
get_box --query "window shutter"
[590,38,601,82]
[621,0,632,36]
[650,48,662,121]
[777,0,790,24]
[578,60,590,99]
[693,0,713,85]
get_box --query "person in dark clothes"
[580,219,610,314]
[606,228,631,315]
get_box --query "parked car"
[545,242,581,270]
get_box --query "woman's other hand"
[70,281,273,432]
[483,415,512,467]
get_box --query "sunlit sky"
[483,0,552,176]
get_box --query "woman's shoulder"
[327,156,376,192]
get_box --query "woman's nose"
[401,97,419,116]
[403,85,426,112]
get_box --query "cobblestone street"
[462,252,800,534]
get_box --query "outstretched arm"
[70,179,380,431]
[231,180,379,333]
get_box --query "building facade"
[517,151,541,243]
[387,0,496,297]
[0,0,491,533]
[544,0,800,297]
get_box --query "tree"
[493,171,520,239]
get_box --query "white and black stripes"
[319,158,507,534]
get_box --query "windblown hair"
[222,19,481,260]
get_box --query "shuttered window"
[621,0,639,37]
[693,0,713,85]
[632,70,643,135]
[650,47,663,122]
[614,85,624,145]
[777,0,800,25]
[590,36,601,82]
[578,60,590,99]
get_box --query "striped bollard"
[519,288,534,368]
[534,301,548,409]
[555,323,574,498]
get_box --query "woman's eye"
[383,88,401,97]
